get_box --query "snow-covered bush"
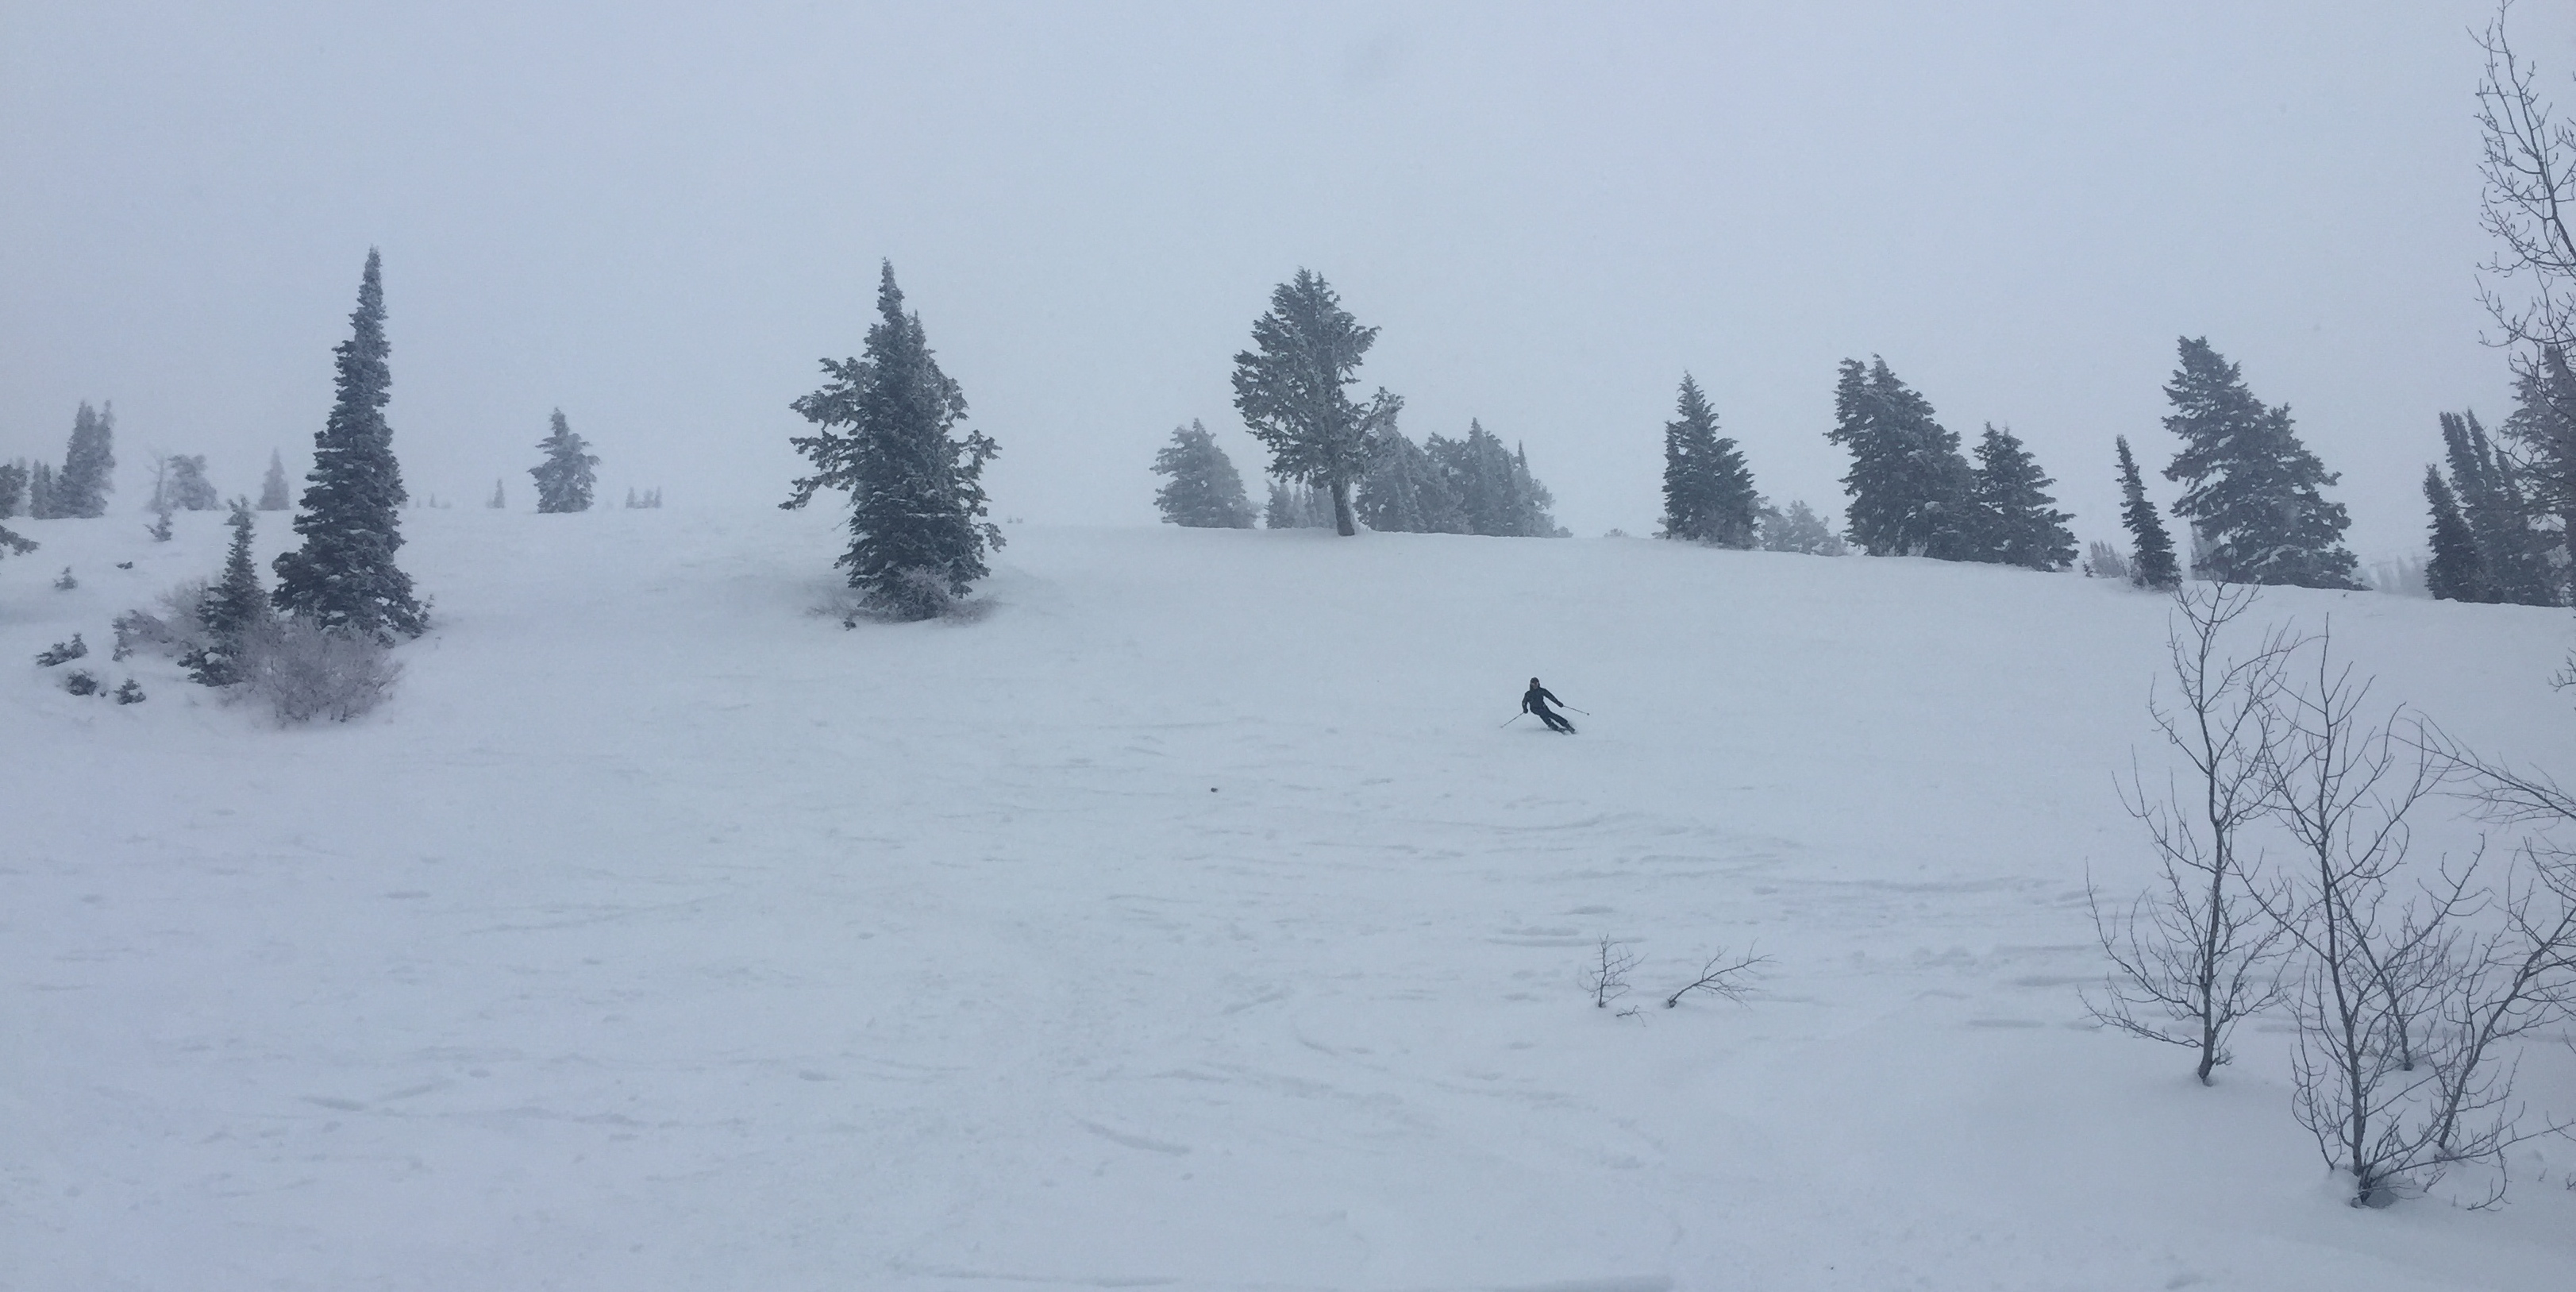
[35,634,87,666]
[2084,540,2130,581]
[61,669,100,696]
[114,678,144,704]
[240,619,402,724]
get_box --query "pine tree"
[2116,436,2181,590]
[2424,466,2489,602]
[529,408,600,513]
[1826,357,1976,558]
[187,499,269,685]
[2439,411,2556,605]
[56,401,115,518]
[1357,428,1463,533]
[784,261,1002,620]
[1967,424,2077,570]
[271,249,429,639]
[2160,337,2360,589]
[1151,419,1256,528]
[2501,348,2576,596]
[27,462,58,519]
[1507,443,1565,538]
[1758,499,1844,555]
[487,477,506,509]
[164,455,218,511]
[258,450,292,511]
[1230,269,1402,537]
[1659,374,1758,546]
[0,460,25,519]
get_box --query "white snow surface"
[6,507,2576,1291]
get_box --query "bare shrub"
[1581,936,1639,1009]
[2088,584,2298,1083]
[1664,948,1770,1009]
[2255,629,2566,1207]
[239,619,402,724]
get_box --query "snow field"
[6,506,2576,1290]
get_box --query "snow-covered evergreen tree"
[2424,466,2488,603]
[487,477,506,509]
[271,249,429,639]
[0,460,25,519]
[1758,499,1844,555]
[1420,422,1562,538]
[164,455,218,511]
[1659,374,1757,547]
[1967,424,2075,570]
[27,462,58,519]
[188,499,269,685]
[1265,478,1332,528]
[784,261,1002,620]
[2501,348,2576,595]
[2160,337,2359,589]
[1356,428,1464,533]
[530,408,599,513]
[2437,411,2555,605]
[1826,357,1976,559]
[258,450,292,511]
[2116,436,2181,590]
[1151,419,1256,528]
[1230,270,1402,537]
[56,401,115,519]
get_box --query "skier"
[1522,677,1576,734]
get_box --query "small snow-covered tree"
[258,450,292,511]
[1758,499,1844,555]
[1151,419,1256,528]
[271,248,429,640]
[164,455,218,511]
[1660,373,1757,546]
[784,261,1002,620]
[486,477,506,509]
[1230,269,1402,537]
[187,499,269,685]
[530,408,599,513]
[0,460,25,519]
[1265,478,1331,528]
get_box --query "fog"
[0,1,2518,559]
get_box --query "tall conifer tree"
[2160,337,2359,588]
[1230,270,1401,537]
[0,461,25,519]
[1660,374,1758,547]
[272,249,428,638]
[1827,357,1976,558]
[1968,424,2076,569]
[530,408,600,513]
[2439,411,2555,604]
[2424,466,2489,602]
[258,449,292,511]
[1357,428,1463,533]
[56,401,115,518]
[187,499,269,684]
[784,262,1001,619]
[2116,435,2181,590]
[27,462,58,519]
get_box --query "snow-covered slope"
[6,507,2574,1290]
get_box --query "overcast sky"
[0,1,2537,561]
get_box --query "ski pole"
[1564,705,1592,715]
[1501,712,1525,727]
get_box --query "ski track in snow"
[5,508,2575,1290]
